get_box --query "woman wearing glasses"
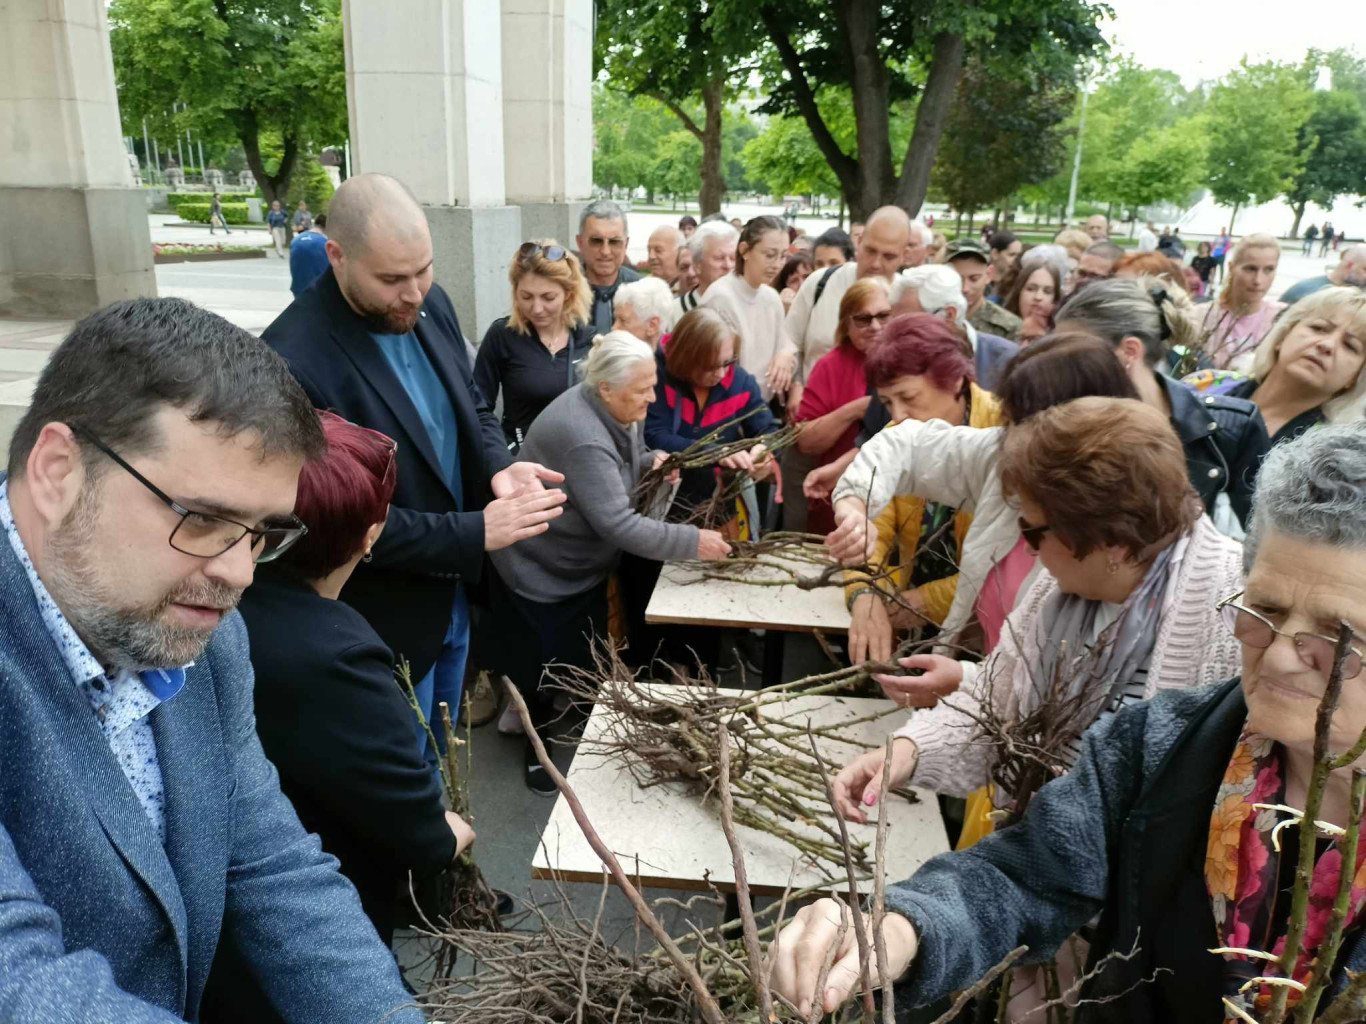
[791,278,891,534]
[203,411,474,1021]
[474,240,596,450]
[772,422,1366,1023]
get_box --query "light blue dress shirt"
[0,481,186,843]
[371,329,464,508]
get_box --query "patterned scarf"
[1208,731,1366,1019]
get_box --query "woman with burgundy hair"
[204,411,474,1022]
[840,313,1006,664]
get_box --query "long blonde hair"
[508,239,591,334]
[1218,233,1280,310]
[1251,286,1366,422]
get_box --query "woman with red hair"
[841,314,1007,663]
[205,411,475,1022]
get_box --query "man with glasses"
[1073,240,1123,295]
[575,198,641,333]
[0,297,423,1021]
[263,173,567,763]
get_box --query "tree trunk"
[239,110,298,206]
[840,0,895,214]
[894,29,967,217]
[955,210,963,235]
[1228,201,1241,235]
[1289,201,1306,238]
[698,76,725,217]
[838,192,845,229]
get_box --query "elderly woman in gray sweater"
[488,331,731,793]
[772,423,1366,1022]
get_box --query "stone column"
[501,0,593,246]
[0,0,156,318]
[344,0,521,337]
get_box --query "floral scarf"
[1208,730,1366,1018]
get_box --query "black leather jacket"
[1159,374,1270,529]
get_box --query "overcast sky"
[1102,0,1359,86]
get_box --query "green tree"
[1283,88,1366,237]
[1107,116,1211,214]
[594,2,752,216]
[929,59,1077,223]
[110,0,347,205]
[592,86,679,200]
[653,131,705,199]
[742,115,840,200]
[1205,59,1314,232]
[710,0,1106,219]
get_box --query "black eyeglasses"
[73,428,307,563]
[517,242,567,264]
[850,312,891,328]
[709,357,739,374]
[1018,517,1052,551]
[1217,592,1364,680]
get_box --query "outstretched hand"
[871,654,964,708]
[491,461,564,498]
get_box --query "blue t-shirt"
[372,331,463,508]
[289,231,330,297]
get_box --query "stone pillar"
[0,0,156,318]
[344,0,521,337]
[501,0,593,246]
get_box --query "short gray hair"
[687,220,739,262]
[910,220,934,246]
[1244,421,1366,573]
[583,330,654,392]
[614,277,674,332]
[580,199,629,237]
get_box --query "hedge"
[167,191,256,209]
[177,202,251,225]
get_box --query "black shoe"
[526,762,558,796]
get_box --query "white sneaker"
[497,703,525,735]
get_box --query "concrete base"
[424,203,522,340]
[517,200,588,249]
[0,186,156,318]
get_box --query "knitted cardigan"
[892,514,1245,799]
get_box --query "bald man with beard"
[262,173,567,763]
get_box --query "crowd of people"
[3,168,1366,1022]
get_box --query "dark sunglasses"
[850,311,891,328]
[517,242,567,264]
[1018,517,1052,551]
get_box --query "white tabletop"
[644,553,852,634]
[532,685,948,895]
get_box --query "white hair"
[910,220,934,246]
[1021,243,1071,282]
[583,330,655,392]
[890,265,968,321]
[614,277,674,331]
[1244,421,1366,573]
[687,220,739,262]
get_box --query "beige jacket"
[892,515,1245,798]
[832,417,1020,646]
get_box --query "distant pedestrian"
[1211,227,1232,283]
[208,192,231,235]
[1190,241,1217,297]
[289,214,329,297]
[1322,222,1335,257]
[1302,223,1319,257]
[292,200,314,237]
[267,199,288,257]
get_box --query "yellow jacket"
[842,383,1005,624]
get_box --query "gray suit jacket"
[0,481,421,1022]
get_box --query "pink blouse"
[1202,300,1285,371]
[972,537,1037,654]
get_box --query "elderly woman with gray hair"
[774,421,1366,1022]
[487,331,731,792]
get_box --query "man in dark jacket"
[262,173,566,756]
[576,199,641,333]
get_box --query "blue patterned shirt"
[0,482,186,843]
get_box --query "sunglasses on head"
[517,242,567,265]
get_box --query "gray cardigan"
[491,382,699,602]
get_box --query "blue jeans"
[412,585,469,761]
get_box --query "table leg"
[762,631,784,689]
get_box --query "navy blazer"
[0,484,420,1021]
[262,268,512,680]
